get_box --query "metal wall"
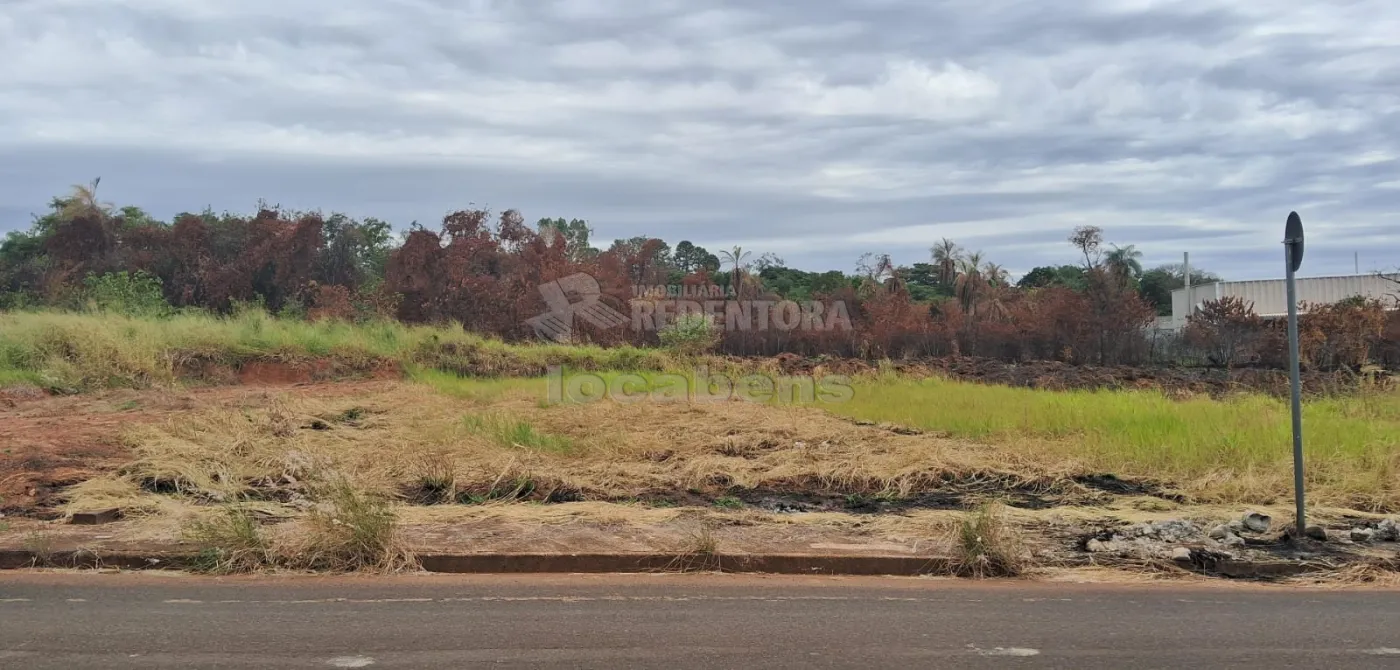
[1169,274,1398,328]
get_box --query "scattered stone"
[1218,533,1246,548]
[1377,519,1400,542]
[1170,546,1193,562]
[1120,519,1199,543]
[1351,528,1376,543]
[1241,511,1272,533]
[1208,524,1234,540]
[1305,525,1328,542]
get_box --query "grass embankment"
[815,375,1400,509]
[0,310,672,391]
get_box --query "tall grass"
[818,375,1400,506]
[0,310,671,391]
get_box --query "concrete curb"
[417,553,950,575]
[0,549,1342,578]
[0,550,948,575]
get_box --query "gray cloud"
[1,0,1397,282]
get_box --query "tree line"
[2,180,1394,369]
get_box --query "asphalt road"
[2,573,1399,669]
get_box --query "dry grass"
[278,480,416,573]
[64,377,1400,523]
[948,502,1029,578]
[667,522,723,572]
[183,506,271,574]
[182,485,415,573]
[68,381,1097,520]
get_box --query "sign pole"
[1283,212,1306,537]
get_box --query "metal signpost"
[1283,212,1306,537]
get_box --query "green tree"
[672,240,721,274]
[1139,264,1222,316]
[1105,244,1144,281]
[538,217,596,262]
[1017,265,1087,290]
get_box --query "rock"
[1123,519,1198,543]
[1241,511,1272,533]
[1377,519,1399,542]
[1085,538,1120,553]
[1351,528,1376,543]
[1304,525,1328,542]
[1219,533,1246,548]
[1170,546,1193,562]
[1208,524,1233,540]
[1227,519,1245,533]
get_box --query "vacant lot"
[2,311,1398,577]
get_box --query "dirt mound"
[770,355,1382,397]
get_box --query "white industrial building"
[1162,274,1399,330]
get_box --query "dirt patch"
[169,356,401,387]
[0,381,402,518]
[0,409,141,519]
[236,359,400,386]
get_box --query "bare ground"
[1,373,1397,580]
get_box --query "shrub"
[1184,297,1262,367]
[1298,298,1388,370]
[81,271,169,317]
[183,507,271,574]
[948,502,1027,578]
[285,481,415,572]
[659,312,719,355]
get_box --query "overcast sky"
[2,0,1397,280]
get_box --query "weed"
[410,452,457,504]
[336,406,367,423]
[463,413,574,452]
[284,481,415,573]
[183,507,271,574]
[668,522,722,572]
[948,502,1027,578]
[713,496,744,510]
[22,531,55,567]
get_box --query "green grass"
[462,412,575,453]
[812,374,1400,505]
[0,309,673,392]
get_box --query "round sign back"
[1285,212,1304,272]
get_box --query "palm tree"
[60,177,113,220]
[930,238,962,287]
[1105,244,1144,280]
[953,255,985,316]
[982,262,1010,287]
[719,246,752,295]
[960,251,985,276]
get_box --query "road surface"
[2,573,1399,668]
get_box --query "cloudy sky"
[2,0,1397,280]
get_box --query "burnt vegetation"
[2,181,1396,371]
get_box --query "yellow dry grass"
[68,381,1118,521]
